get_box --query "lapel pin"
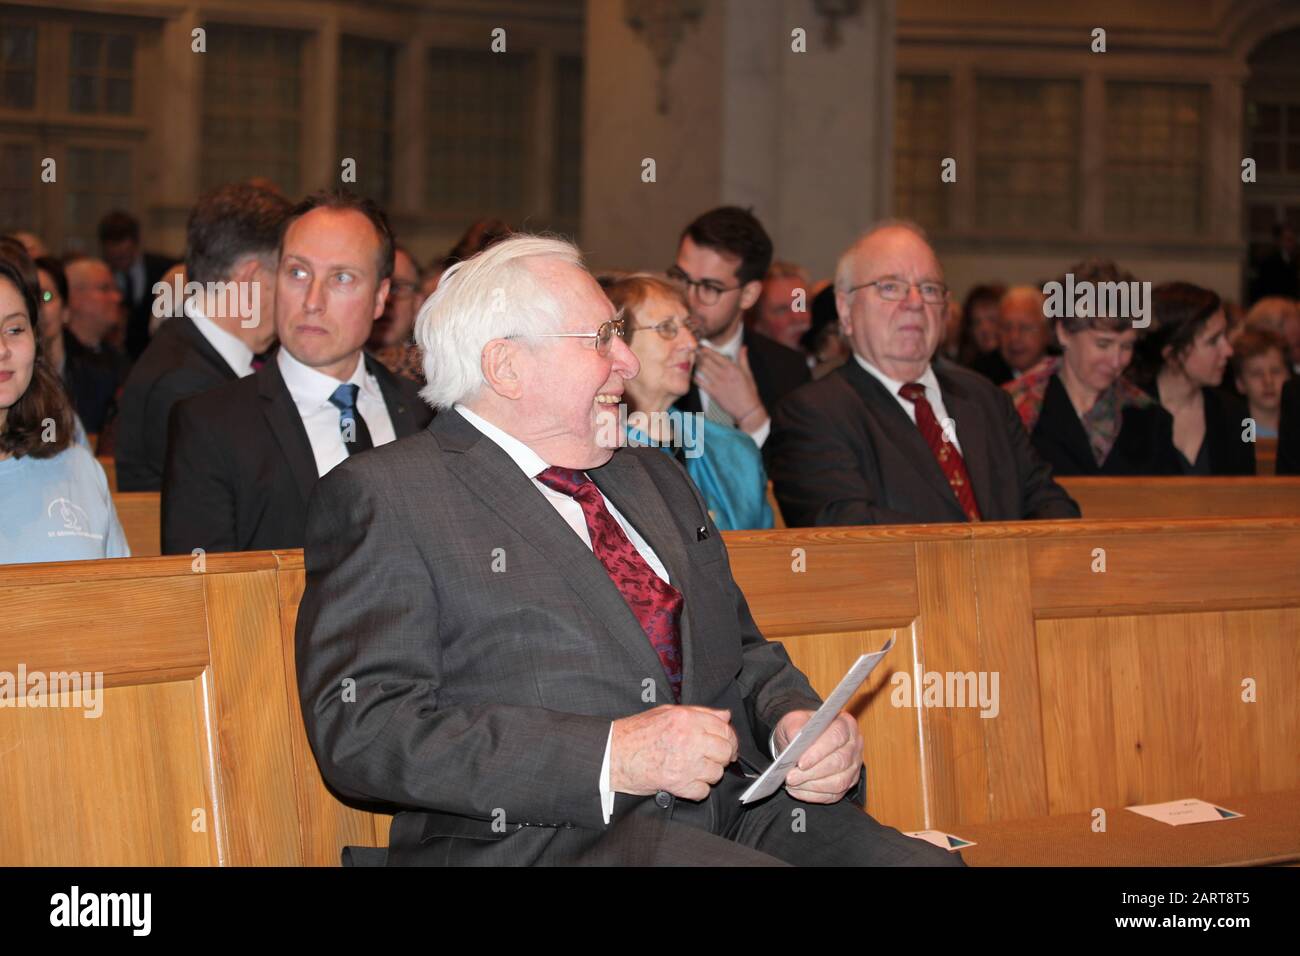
[697,526,709,541]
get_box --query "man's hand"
[773,710,862,804]
[694,345,765,427]
[610,705,739,801]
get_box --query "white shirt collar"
[454,403,550,480]
[853,352,940,399]
[185,298,255,377]
[277,347,375,414]
[706,321,744,359]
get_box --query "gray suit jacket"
[294,409,841,865]
[768,357,1080,526]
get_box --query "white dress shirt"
[278,349,397,477]
[701,323,771,448]
[186,298,256,378]
[854,354,963,454]
[453,403,670,825]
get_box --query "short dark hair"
[447,218,513,265]
[97,209,140,245]
[186,182,293,285]
[280,189,395,281]
[1132,281,1224,384]
[0,245,74,459]
[34,255,68,302]
[1231,325,1290,379]
[1054,259,1140,335]
[680,206,773,285]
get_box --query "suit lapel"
[839,361,963,517]
[257,360,319,507]
[434,411,670,689]
[367,353,420,437]
[588,452,708,703]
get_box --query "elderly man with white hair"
[294,234,962,867]
[768,221,1079,526]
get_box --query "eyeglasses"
[666,266,741,306]
[845,279,948,304]
[511,312,626,356]
[388,281,419,299]
[631,315,700,340]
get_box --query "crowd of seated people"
[5,185,1300,566]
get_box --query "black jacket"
[1030,374,1181,477]
[114,315,240,491]
[62,329,128,436]
[768,357,1080,526]
[118,251,175,360]
[1277,378,1300,475]
[970,349,1014,386]
[1142,383,1256,476]
[162,353,433,555]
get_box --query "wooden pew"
[0,552,337,865]
[6,517,1298,865]
[112,492,161,557]
[1060,476,1300,519]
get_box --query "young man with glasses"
[767,221,1079,526]
[669,207,809,448]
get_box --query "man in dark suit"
[162,190,432,555]
[99,209,174,360]
[768,222,1079,526]
[295,234,960,866]
[116,183,292,491]
[63,257,129,437]
[667,207,809,450]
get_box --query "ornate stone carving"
[624,0,705,114]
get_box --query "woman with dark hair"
[1132,281,1253,475]
[1006,262,1179,476]
[0,246,128,564]
[955,283,1004,368]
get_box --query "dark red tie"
[898,382,982,522]
[536,466,684,700]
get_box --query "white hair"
[415,234,582,409]
[833,218,933,294]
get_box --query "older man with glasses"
[294,234,962,866]
[767,221,1079,526]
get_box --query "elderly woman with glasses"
[600,273,772,530]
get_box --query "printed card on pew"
[1125,798,1244,826]
[740,633,896,804]
[904,830,976,852]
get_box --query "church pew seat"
[1059,476,1300,519]
[4,516,1297,865]
[112,492,162,557]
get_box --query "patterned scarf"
[1006,356,1154,468]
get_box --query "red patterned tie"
[897,382,982,522]
[536,466,685,700]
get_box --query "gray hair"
[833,219,933,294]
[416,234,582,409]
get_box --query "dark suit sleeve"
[1278,380,1300,475]
[768,388,918,526]
[161,397,240,554]
[995,387,1080,520]
[122,371,194,492]
[294,460,614,830]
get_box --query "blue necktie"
[328,383,373,454]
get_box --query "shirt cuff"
[599,722,615,825]
[746,416,771,448]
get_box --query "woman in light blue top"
[601,272,773,531]
[1,246,128,565]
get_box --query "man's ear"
[372,277,391,319]
[739,278,763,312]
[481,339,524,400]
[835,290,851,336]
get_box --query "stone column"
[582,0,895,278]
